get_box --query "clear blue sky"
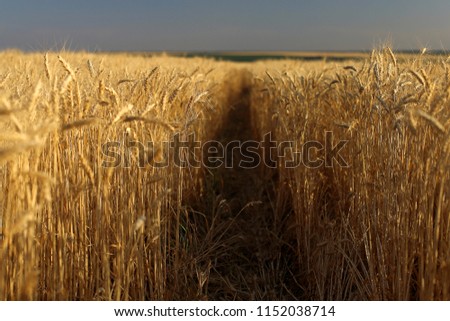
[1,0,449,51]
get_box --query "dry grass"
[0,48,449,300]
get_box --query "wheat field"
[0,48,450,300]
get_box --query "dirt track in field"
[197,70,299,300]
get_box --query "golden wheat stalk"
[58,55,76,78]
[105,86,120,106]
[44,53,51,80]
[79,154,95,186]
[60,74,73,94]
[409,69,425,86]
[386,47,397,67]
[87,59,96,78]
[415,109,446,133]
[122,116,177,132]
[111,104,134,125]
[61,117,100,131]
